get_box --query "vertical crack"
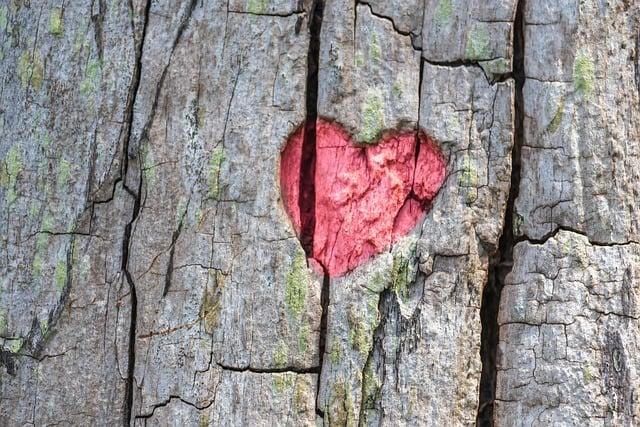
[122,0,151,424]
[477,0,524,425]
[301,0,327,417]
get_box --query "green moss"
[32,254,43,278]
[479,57,511,76]
[465,25,490,60]
[285,250,308,318]
[54,257,67,295]
[547,98,565,133]
[583,366,594,383]
[208,146,224,199]
[200,271,225,333]
[330,341,342,364]
[80,59,102,96]
[9,338,23,354]
[274,341,288,368]
[18,51,44,91]
[370,32,381,63]
[273,372,294,393]
[41,132,51,148]
[359,92,385,143]
[347,310,369,355]
[459,154,478,204]
[329,380,356,427]
[2,146,23,205]
[293,379,309,410]
[391,254,411,301]
[39,318,49,335]
[369,272,386,293]
[298,323,310,353]
[41,215,55,232]
[391,83,402,98]
[49,8,64,36]
[199,412,210,427]
[434,0,453,26]
[247,0,268,14]
[56,159,71,192]
[573,53,594,98]
[0,310,7,334]
[361,360,381,411]
[355,52,364,68]
[0,6,7,31]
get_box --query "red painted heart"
[280,119,446,277]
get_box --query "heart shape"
[280,119,446,277]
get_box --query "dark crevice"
[299,0,323,257]
[122,0,152,425]
[316,271,330,417]
[91,0,106,62]
[477,1,525,426]
[518,225,640,248]
[301,0,326,418]
[162,214,185,297]
[216,362,320,375]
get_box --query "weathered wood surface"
[0,0,638,426]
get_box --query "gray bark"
[0,0,638,426]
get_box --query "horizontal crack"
[517,226,640,248]
[216,362,320,375]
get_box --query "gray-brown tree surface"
[0,0,638,426]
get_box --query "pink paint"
[280,119,446,277]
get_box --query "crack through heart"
[281,119,446,278]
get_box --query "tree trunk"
[0,0,638,426]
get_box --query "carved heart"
[280,119,446,277]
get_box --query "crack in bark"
[216,362,320,374]
[299,0,327,418]
[518,225,640,248]
[476,0,524,425]
[121,0,152,424]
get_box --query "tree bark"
[0,0,638,426]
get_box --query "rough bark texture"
[0,0,637,426]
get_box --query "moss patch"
[274,341,288,368]
[465,25,490,60]
[18,51,44,91]
[247,0,268,14]
[285,250,308,318]
[391,254,411,301]
[54,257,67,295]
[272,372,294,393]
[547,98,565,133]
[459,154,478,204]
[359,92,385,143]
[573,52,595,98]
[329,380,356,426]
[208,146,224,199]
[0,6,7,31]
[56,159,72,192]
[347,310,370,355]
[200,271,225,333]
[2,146,23,205]
[330,341,342,364]
[298,322,310,353]
[80,59,102,96]
[369,32,381,63]
[49,8,64,36]
[434,0,453,26]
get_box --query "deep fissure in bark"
[122,0,152,424]
[477,1,525,425]
[301,0,327,417]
